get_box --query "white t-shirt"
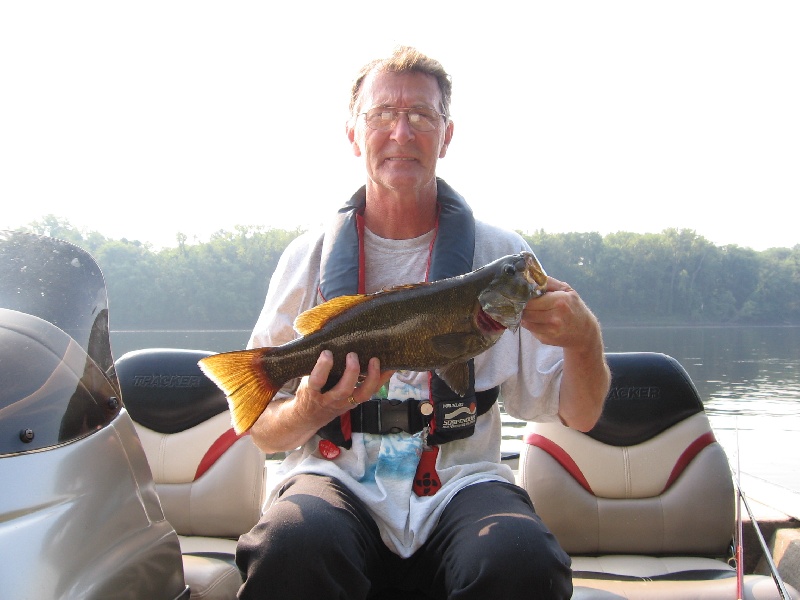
[248,220,564,557]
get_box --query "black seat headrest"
[588,352,704,446]
[115,348,228,434]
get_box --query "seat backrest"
[520,352,734,556]
[115,348,265,538]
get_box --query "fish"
[198,251,548,434]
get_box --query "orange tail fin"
[198,348,278,434]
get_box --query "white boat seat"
[116,348,266,600]
[520,352,796,600]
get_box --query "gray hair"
[349,46,453,118]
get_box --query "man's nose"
[390,113,415,144]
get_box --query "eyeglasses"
[360,107,447,132]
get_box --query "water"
[602,326,800,419]
[110,329,251,357]
[110,325,800,516]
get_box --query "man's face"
[347,70,454,195]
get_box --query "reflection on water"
[110,329,250,358]
[602,325,800,420]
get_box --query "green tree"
[750,246,800,323]
[10,217,800,327]
[94,240,160,328]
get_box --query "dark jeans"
[236,474,572,599]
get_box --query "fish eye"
[503,263,516,276]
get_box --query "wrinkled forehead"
[355,70,444,114]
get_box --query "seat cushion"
[180,536,241,600]
[135,413,265,538]
[525,413,718,499]
[570,555,800,599]
[572,555,734,579]
[572,575,794,600]
[182,554,241,600]
[180,536,238,557]
[521,412,735,556]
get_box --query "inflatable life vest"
[315,178,499,449]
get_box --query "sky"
[1,1,798,251]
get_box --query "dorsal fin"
[294,295,372,335]
[295,282,433,336]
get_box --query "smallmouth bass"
[199,251,547,434]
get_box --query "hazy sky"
[2,1,798,251]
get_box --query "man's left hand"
[520,276,599,351]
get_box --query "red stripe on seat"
[194,428,246,480]
[524,432,594,494]
[661,431,716,493]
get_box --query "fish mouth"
[522,252,548,293]
[477,252,547,331]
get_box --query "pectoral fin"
[430,332,488,359]
[434,362,471,397]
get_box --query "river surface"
[110,325,800,516]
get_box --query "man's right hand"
[248,350,393,454]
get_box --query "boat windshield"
[0,231,121,456]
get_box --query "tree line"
[16,215,800,329]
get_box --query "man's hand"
[521,276,598,350]
[249,351,394,454]
[299,350,394,420]
[521,276,610,432]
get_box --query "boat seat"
[520,351,796,600]
[116,348,265,600]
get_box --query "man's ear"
[346,119,361,157]
[439,119,454,159]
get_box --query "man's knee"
[465,509,570,577]
[434,482,572,597]
[236,475,379,599]
[240,475,370,560]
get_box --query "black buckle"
[351,398,430,435]
[377,398,414,434]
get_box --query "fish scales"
[300,275,491,382]
[199,252,547,434]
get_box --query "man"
[237,46,610,599]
